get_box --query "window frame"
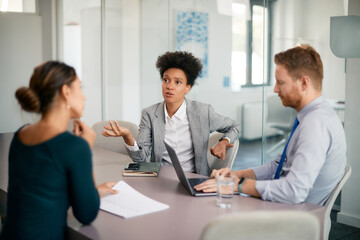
[239,0,275,88]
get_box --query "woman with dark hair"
[103,51,241,176]
[0,61,117,240]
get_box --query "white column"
[120,0,141,123]
[337,0,360,229]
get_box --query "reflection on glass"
[263,0,346,165]
[56,0,346,172]
[231,1,270,90]
[231,3,247,90]
[0,0,36,13]
[61,0,102,126]
[252,5,268,85]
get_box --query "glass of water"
[216,175,236,208]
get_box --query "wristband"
[238,177,245,194]
[219,136,231,143]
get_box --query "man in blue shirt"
[195,44,346,206]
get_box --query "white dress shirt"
[126,100,195,172]
[162,101,195,172]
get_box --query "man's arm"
[194,168,261,198]
[241,179,261,198]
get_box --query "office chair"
[201,211,320,240]
[265,95,297,154]
[91,120,139,155]
[207,132,239,172]
[323,164,351,240]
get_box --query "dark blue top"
[1,127,100,240]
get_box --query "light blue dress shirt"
[252,96,346,205]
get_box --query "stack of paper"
[100,181,169,218]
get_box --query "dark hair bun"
[15,87,40,113]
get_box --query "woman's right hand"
[102,120,134,146]
[73,120,96,148]
[97,182,118,198]
[102,120,130,138]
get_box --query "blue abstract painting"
[176,11,209,78]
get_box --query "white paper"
[100,181,169,218]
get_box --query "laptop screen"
[164,141,215,196]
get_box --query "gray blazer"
[127,98,241,176]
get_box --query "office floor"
[232,137,360,240]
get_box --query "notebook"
[164,141,217,196]
[122,162,161,177]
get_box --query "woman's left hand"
[210,139,233,160]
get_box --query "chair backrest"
[207,132,239,171]
[323,164,352,240]
[91,120,139,155]
[201,211,320,240]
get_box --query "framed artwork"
[176,11,209,78]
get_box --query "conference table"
[67,147,326,240]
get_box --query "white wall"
[0,0,56,133]
[0,13,43,133]
[337,0,360,228]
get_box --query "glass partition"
[60,0,102,126]
[263,0,346,166]
[59,0,346,170]
[0,0,36,13]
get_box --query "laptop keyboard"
[188,178,209,187]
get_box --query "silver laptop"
[164,141,217,196]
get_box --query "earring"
[67,103,71,109]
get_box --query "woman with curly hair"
[103,51,241,176]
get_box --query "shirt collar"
[298,95,324,122]
[164,100,187,120]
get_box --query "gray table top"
[67,147,325,240]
